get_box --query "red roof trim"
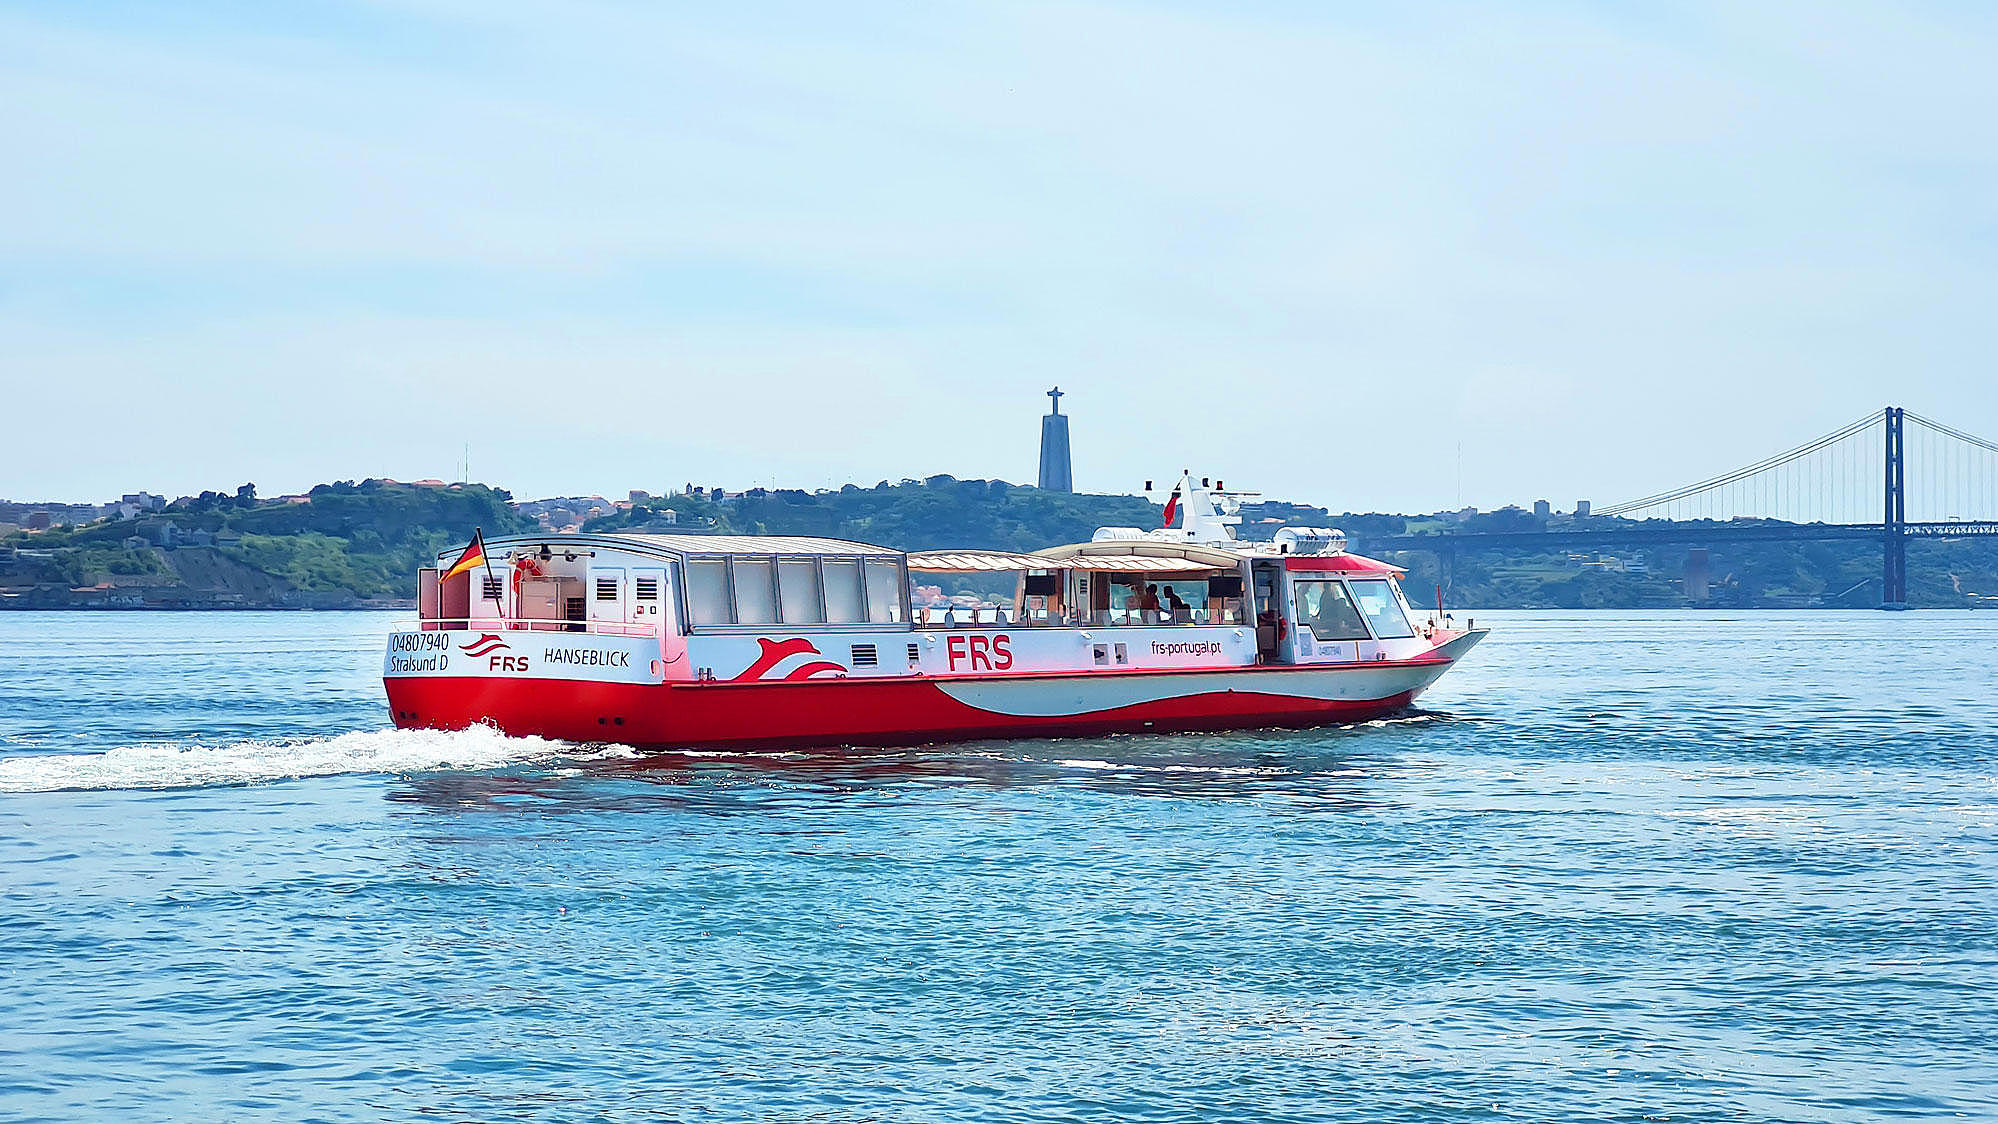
[1282,553,1405,574]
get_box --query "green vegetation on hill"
[1,481,530,604]
[42,547,170,588]
[586,476,1162,552]
[216,481,535,595]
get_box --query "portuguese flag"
[442,529,488,581]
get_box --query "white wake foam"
[0,725,608,794]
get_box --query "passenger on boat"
[1116,579,1144,625]
[1306,588,1368,640]
[1139,584,1162,623]
[1162,587,1188,623]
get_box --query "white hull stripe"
[934,662,1454,718]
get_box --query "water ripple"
[1,610,1996,1122]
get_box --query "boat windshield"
[1292,579,1369,641]
[1347,578,1415,639]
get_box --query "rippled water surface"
[2,610,1995,1122]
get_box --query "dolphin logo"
[730,637,846,682]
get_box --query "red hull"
[385,673,1419,751]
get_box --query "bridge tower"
[1883,405,1907,609]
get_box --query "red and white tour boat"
[382,475,1486,749]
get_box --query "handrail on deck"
[911,607,1247,628]
[395,617,662,638]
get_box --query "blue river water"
[1,610,1994,1122]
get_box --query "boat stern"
[383,627,666,738]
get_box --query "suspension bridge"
[1359,407,1998,608]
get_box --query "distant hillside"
[583,476,1162,552]
[0,477,1152,608]
[4,476,1995,609]
[1382,536,1998,610]
[0,481,530,607]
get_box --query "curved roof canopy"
[621,534,894,556]
[909,542,1245,573]
[907,550,1056,573]
[486,533,898,558]
[1061,555,1234,572]
[1037,541,1245,569]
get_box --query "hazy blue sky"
[5,1,1995,511]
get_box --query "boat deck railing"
[913,607,1249,628]
[396,617,662,637]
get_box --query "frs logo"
[946,633,1012,672]
[460,634,527,674]
[460,634,508,657]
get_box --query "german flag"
[442,530,488,581]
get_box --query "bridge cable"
[1903,410,1998,456]
[1595,410,1880,518]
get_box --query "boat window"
[823,560,865,623]
[864,559,904,623]
[733,558,778,624]
[687,560,731,626]
[778,559,825,624]
[1018,570,1066,626]
[1113,578,1148,625]
[1292,579,1370,641]
[1102,574,1226,625]
[1153,579,1206,624]
[1207,573,1247,625]
[1347,578,1415,639]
